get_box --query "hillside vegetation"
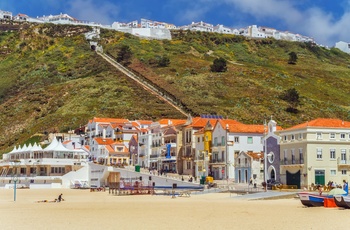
[0,22,350,153]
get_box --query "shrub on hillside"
[210,57,227,72]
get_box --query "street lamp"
[11,160,20,202]
[264,120,268,192]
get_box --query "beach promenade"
[0,187,349,230]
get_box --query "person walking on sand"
[57,193,64,202]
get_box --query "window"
[283,136,287,141]
[214,137,218,146]
[221,136,225,146]
[340,133,346,139]
[234,137,239,143]
[342,170,347,175]
[268,152,274,163]
[247,137,253,144]
[330,170,336,176]
[316,148,322,159]
[316,133,322,140]
[330,149,336,159]
[330,133,335,139]
[299,149,304,163]
[291,149,295,164]
[341,149,347,164]
[186,161,191,170]
[283,149,287,164]
[291,134,295,141]
[221,151,225,162]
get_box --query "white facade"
[0,10,12,20]
[247,25,266,38]
[335,41,350,54]
[211,122,232,179]
[138,129,152,168]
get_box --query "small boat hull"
[334,195,350,209]
[299,192,326,207]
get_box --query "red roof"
[92,117,129,124]
[186,117,217,128]
[247,151,264,160]
[158,119,187,126]
[94,138,115,145]
[284,118,350,131]
[228,124,265,134]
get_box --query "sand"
[0,188,349,230]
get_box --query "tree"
[117,45,132,66]
[280,88,300,113]
[288,51,298,64]
[157,55,170,67]
[210,57,227,72]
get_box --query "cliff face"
[0,23,350,154]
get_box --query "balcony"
[234,163,250,168]
[280,159,304,167]
[210,159,225,164]
[337,158,350,168]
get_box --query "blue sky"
[1,0,349,46]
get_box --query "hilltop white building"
[0,9,12,20]
[335,41,350,54]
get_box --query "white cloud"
[67,0,120,25]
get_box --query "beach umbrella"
[328,188,347,196]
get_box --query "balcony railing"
[280,159,304,165]
[234,163,251,167]
[337,158,350,166]
[210,159,225,164]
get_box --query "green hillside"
[0,22,350,153]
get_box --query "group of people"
[327,180,349,193]
[36,193,64,203]
[317,180,349,195]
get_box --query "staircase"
[97,51,189,117]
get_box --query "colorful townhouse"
[178,115,220,176]
[276,118,350,189]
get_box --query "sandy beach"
[0,188,349,230]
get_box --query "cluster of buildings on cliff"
[0,8,329,46]
[1,115,350,191]
[3,9,350,53]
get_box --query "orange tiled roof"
[158,119,187,126]
[106,144,129,155]
[136,120,153,125]
[186,117,217,128]
[194,128,205,135]
[230,124,265,133]
[62,140,71,144]
[247,151,264,160]
[94,138,115,145]
[284,118,350,130]
[92,117,129,124]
